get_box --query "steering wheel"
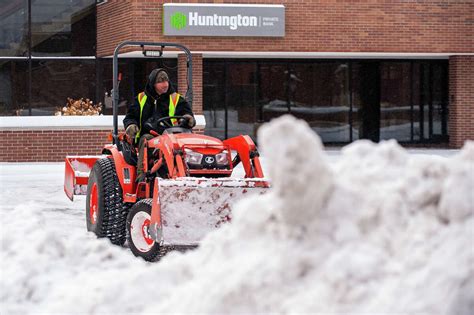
[155,116,186,129]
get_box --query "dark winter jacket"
[123,70,194,136]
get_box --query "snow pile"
[1,115,473,314]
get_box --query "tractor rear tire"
[126,199,162,261]
[86,158,130,245]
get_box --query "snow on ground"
[1,115,473,315]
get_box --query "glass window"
[258,62,288,122]
[258,61,350,143]
[420,62,431,140]
[0,0,28,56]
[412,62,421,141]
[203,61,258,140]
[0,60,28,115]
[27,59,96,115]
[203,61,226,139]
[351,62,381,142]
[307,62,350,142]
[226,62,257,139]
[203,59,448,145]
[415,61,449,141]
[379,62,412,141]
[431,62,448,137]
[203,60,227,139]
[31,0,96,56]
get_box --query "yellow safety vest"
[136,92,180,141]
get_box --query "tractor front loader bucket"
[64,156,107,201]
[148,177,270,246]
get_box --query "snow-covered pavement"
[1,115,473,315]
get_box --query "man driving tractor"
[123,68,195,182]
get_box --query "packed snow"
[158,183,267,245]
[1,115,473,314]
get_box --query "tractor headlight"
[215,151,229,165]
[184,149,203,165]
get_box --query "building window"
[379,62,412,141]
[203,59,448,144]
[0,60,28,115]
[31,0,96,56]
[203,61,226,138]
[0,0,98,116]
[260,62,350,143]
[417,61,448,142]
[0,0,28,57]
[27,59,95,115]
[258,62,287,123]
[303,62,350,143]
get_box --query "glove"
[125,124,139,141]
[143,117,158,133]
[180,114,196,128]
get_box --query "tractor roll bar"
[112,41,193,145]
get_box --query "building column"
[449,55,474,148]
[178,53,203,115]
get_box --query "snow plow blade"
[149,177,269,246]
[64,156,106,201]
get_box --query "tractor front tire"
[126,199,162,261]
[86,158,129,245]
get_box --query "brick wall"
[449,56,474,149]
[0,125,205,162]
[97,0,473,57]
[96,1,134,56]
[0,129,117,162]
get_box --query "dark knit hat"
[155,70,169,83]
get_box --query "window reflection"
[203,60,448,144]
[379,62,412,141]
[0,60,28,115]
[203,62,226,138]
[307,63,349,142]
[0,0,28,56]
[431,63,448,137]
[412,63,421,141]
[226,62,257,138]
[351,62,381,142]
[259,62,287,123]
[260,63,350,142]
[28,59,96,115]
[31,0,96,56]
[420,62,431,139]
[415,61,449,142]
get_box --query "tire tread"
[95,158,130,245]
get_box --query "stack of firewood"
[55,98,102,116]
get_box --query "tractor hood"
[170,133,225,150]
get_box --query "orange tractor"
[64,42,269,261]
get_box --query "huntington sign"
[163,4,285,37]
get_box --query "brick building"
[0,0,472,162]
